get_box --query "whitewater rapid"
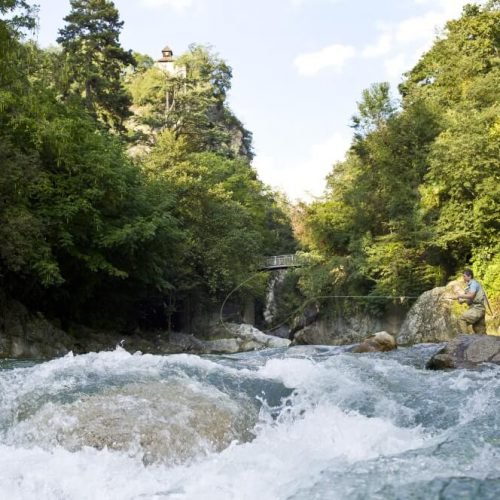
[0,344,499,499]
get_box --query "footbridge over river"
[260,254,302,270]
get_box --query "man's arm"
[457,282,479,304]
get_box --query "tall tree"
[57,0,135,129]
[0,0,37,92]
[403,2,500,270]
[351,82,396,139]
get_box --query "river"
[0,344,499,499]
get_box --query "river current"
[0,344,499,499]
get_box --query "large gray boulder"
[292,324,352,346]
[426,334,500,369]
[398,282,462,345]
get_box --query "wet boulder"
[10,381,258,465]
[426,334,500,369]
[351,331,397,353]
[292,324,347,346]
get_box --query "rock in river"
[426,334,500,369]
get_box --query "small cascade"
[263,269,287,327]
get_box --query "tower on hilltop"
[155,45,186,77]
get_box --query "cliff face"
[1,280,489,359]
[292,304,407,346]
[0,290,71,358]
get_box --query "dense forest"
[295,1,499,327]
[0,0,295,331]
[0,0,498,334]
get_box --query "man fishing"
[456,268,487,334]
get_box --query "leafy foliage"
[0,3,295,330]
[299,3,500,322]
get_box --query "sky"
[33,0,476,201]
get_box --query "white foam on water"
[2,349,498,500]
[0,444,167,500]
[257,357,322,388]
[0,348,255,411]
[0,397,427,500]
[0,352,429,500]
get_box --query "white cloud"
[292,0,470,81]
[252,154,294,199]
[294,44,356,77]
[396,0,472,43]
[362,33,393,58]
[253,133,351,201]
[414,0,470,14]
[361,0,471,80]
[290,0,345,6]
[142,0,193,11]
[252,154,282,188]
[395,11,444,44]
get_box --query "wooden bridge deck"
[260,254,301,270]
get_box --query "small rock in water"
[351,331,397,353]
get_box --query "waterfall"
[263,269,287,326]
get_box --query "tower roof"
[158,45,174,63]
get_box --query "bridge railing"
[261,254,301,270]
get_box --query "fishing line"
[219,272,420,335]
[261,294,419,334]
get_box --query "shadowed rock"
[426,334,500,369]
[0,290,72,358]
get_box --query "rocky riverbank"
[0,291,290,359]
[1,282,498,367]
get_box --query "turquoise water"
[0,344,499,499]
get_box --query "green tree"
[351,82,397,138]
[0,0,37,105]
[57,0,135,129]
[404,2,500,277]
[299,2,499,318]
[1,7,295,330]
[146,143,271,291]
